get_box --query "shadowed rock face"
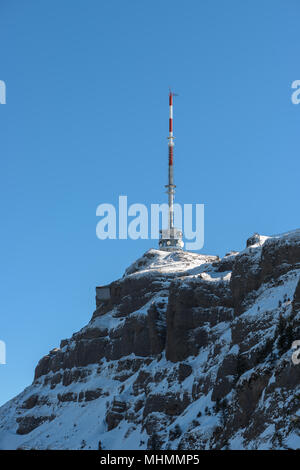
[260,236,300,282]
[1,232,300,450]
[166,279,233,362]
[292,279,300,315]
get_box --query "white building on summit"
[159,91,184,252]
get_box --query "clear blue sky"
[0,0,299,406]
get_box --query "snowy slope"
[0,230,300,450]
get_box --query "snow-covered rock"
[0,231,300,450]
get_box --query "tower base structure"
[159,228,184,251]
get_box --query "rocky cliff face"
[0,230,300,450]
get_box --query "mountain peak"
[0,230,300,450]
[124,248,219,277]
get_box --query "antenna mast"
[159,91,184,251]
[167,91,175,230]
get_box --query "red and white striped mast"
[159,91,184,251]
[167,90,175,231]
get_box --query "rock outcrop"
[0,230,300,450]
